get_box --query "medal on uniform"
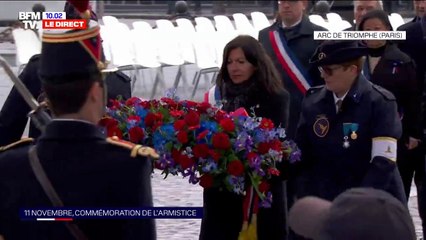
[343,123,351,148]
[350,123,359,140]
[342,123,359,148]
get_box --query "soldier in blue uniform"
[0,1,157,239]
[295,40,406,203]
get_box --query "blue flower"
[202,159,218,172]
[201,121,218,133]
[260,192,272,208]
[227,176,245,194]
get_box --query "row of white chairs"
[100,12,272,99]
[309,12,405,31]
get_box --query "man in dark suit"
[397,1,426,239]
[0,2,131,146]
[258,0,325,140]
[0,1,157,239]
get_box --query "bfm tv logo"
[18,12,87,30]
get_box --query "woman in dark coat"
[199,35,290,240]
[358,10,423,200]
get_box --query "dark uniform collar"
[40,120,105,141]
[315,74,369,105]
[346,74,369,104]
[274,15,314,38]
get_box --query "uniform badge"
[313,115,329,137]
[318,52,326,60]
[342,123,359,148]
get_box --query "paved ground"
[0,16,423,239]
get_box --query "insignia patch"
[313,116,329,137]
[371,137,397,162]
[106,136,159,159]
[318,52,326,60]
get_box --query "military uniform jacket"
[0,120,156,240]
[295,75,404,201]
[258,16,325,139]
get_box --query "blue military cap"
[310,40,368,66]
[39,0,104,83]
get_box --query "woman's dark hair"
[216,35,284,94]
[358,9,393,31]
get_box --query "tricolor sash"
[269,30,312,94]
[204,85,221,106]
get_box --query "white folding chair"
[326,12,343,23]
[131,21,164,98]
[309,14,329,30]
[102,15,119,26]
[12,28,41,73]
[99,25,112,63]
[102,22,141,91]
[190,23,220,99]
[154,19,189,98]
[389,13,404,30]
[233,13,258,39]
[250,11,271,32]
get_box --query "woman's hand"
[406,137,421,150]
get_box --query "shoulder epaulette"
[372,84,396,101]
[28,54,41,63]
[0,138,34,152]
[306,85,324,97]
[106,136,159,159]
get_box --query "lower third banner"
[20,207,203,221]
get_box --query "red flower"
[212,133,231,150]
[183,100,198,108]
[227,160,245,176]
[247,152,259,164]
[209,150,221,162]
[258,142,271,154]
[197,102,211,113]
[179,155,195,169]
[171,148,182,164]
[127,115,141,123]
[129,126,144,143]
[108,125,123,139]
[109,99,121,109]
[160,97,177,106]
[268,168,280,176]
[125,97,141,106]
[196,130,209,140]
[214,110,227,122]
[260,118,274,130]
[219,118,235,132]
[172,148,182,164]
[152,121,163,131]
[173,120,186,131]
[99,117,118,128]
[184,110,200,129]
[144,112,156,127]
[170,110,185,118]
[193,144,209,158]
[270,140,282,151]
[199,174,214,188]
[258,181,270,193]
[177,131,189,144]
